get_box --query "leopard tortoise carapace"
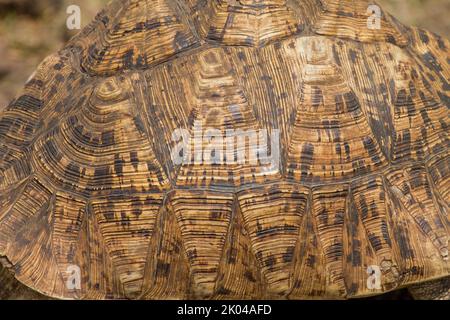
[0,0,448,300]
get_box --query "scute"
[32,76,170,196]
[167,190,234,298]
[0,52,84,191]
[0,0,449,300]
[312,0,409,46]
[175,48,281,187]
[237,183,308,296]
[88,194,163,298]
[70,0,200,76]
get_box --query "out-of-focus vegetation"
[0,0,107,108]
[0,0,448,108]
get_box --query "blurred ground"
[0,0,107,108]
[0,0,449,109]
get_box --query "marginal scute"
[0,179,69,298]
[289,203,327,298]
[81,200,116,299]
[141,205,191,299]
[237,183,308,296]
[386,165,448,260]
[348,176,401,294]
[385,183,448,286]
[214,202,265,299]
[311,185,347,297]
[88,194,163,298]
[51,192,86,299]
[168,190,234,297]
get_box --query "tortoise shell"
[0,0,448,299]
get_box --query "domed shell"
[0,0,449,299]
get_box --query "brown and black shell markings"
[0,0,448,299]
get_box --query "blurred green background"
[0,0,449,109]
